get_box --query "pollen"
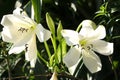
[79,39,87,46]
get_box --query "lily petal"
[25,35,37,67]
[80,20,106,41]
[92,40,113,55]
[88,25,106,41]
[13,7,23,15]
[1,15,34,46]
[81,20,97,30]
[80,20,95,37]
[1,14,35,29]
[63,46,81,67]
[82,49,102,73]
[9,45,25,54]
[35,24,51,42]
[61,30,80,46]
[30,58,37,68]
[1,27,14,43]
[68,58,81,75]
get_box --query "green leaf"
[61,39,67,57]
[49,54,55,67]
[46,13,55,34]
[57,21,63,41]
[31,0,42,23]
[56,44,62,63]
[56,39,67,63]
[113,61,119,69]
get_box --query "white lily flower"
[61,20,113,73]
[1,8,51,67]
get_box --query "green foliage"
[0,35,28,79]
[31,0,42,23]
[46,12,55,35]
[57,21,63,41]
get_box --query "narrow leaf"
[31,0,42,23]
[57,21,63,41]
[46,13,55,34]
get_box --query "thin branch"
[108,56,118,80]
[6,55,12,80]
[3,73,82,80]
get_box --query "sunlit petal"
[13,7,23,15]
[1,15,34,46]
[79,20,95,37]
[1,27,14,43]
[9,45,25,54]
[68,58,81,75]
[61,30,80,46]
[35,24,51,42]
[30,58,36,68]
[92,40,113,55]
[63,46,81,67]
[82,49,102,73]
[81,20,97,30]
[88,25,106,41]
[1,14,35,29]
[25,35,37,67]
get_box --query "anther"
[25,44,28,51]
[18,27,28,33]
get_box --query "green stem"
[51,35,57,53]
[44,41,51,58]
[31,0,51,67]
[59,41,62,63]
[6,55,12,80]
[51,36,58,63]
[108,56,118,80]
[76,23,82,32]
[37,51,48,65]
[112,36,120,39]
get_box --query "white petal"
[61,30,80,46]
[81,20,97,30]
[80,20,95,37]
[9,45,25,54]
[30,58,37,68]
[50,72,58,80]
[63,46,81,67]
[80,20,106,41]
[92,40,113,55]
[13,7,23,15]
[1,27,14,43]
[13,8,29,17]
[15,1,22,8]
[1,14,35,29]
[35,24,51,42]
[1,15,34,46]
[89,25,106,40]
[82,49,102,73]
[68,58,81,75]
[25,35,37,67]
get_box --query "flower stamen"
[86,44,93,50]
[18,27,29,33]
[25,44,28,51]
